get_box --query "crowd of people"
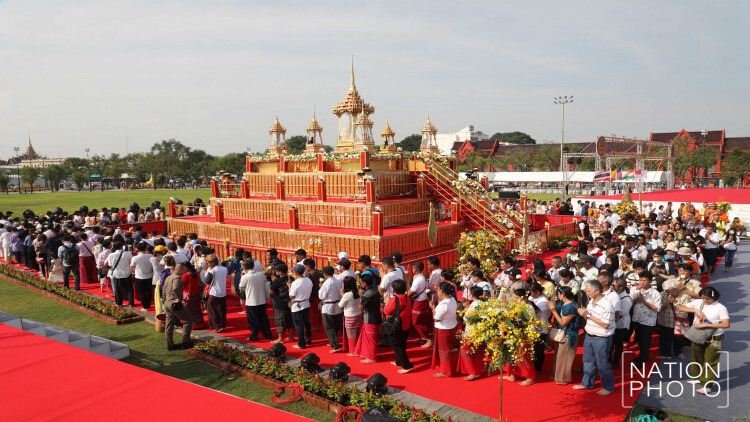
[0,199,739,394]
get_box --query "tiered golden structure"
[267,115,287,156]
[380,119,396,152]
[420,115,439,153]
[331,58,376,153]
[305,108,325,153]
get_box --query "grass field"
[0,189,211,217]
[0,278,327,421]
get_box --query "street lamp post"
[701,129,708,187]
[85,148,91,191]
[13,146,21,194]
[553,96,574,173]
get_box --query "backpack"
[62,244,79,268]
[381,295,405,338]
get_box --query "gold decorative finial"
[313,106,316,118]
[349,55,355,92]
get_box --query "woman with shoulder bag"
[673,286,730,395]
[656,280,690,360]
[383,279,414,374]
[547,286,579,385]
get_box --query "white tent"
[477,171,669,184]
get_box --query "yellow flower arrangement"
[456,230,508,275]
[462,299,542,372]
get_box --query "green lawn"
[0,189,210,217]
[0,278,328,421]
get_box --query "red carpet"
[579,188,750,205]
[0,323,311,422]
[3,258,673,421]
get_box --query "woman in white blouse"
[673,286,730,395]
[430,282,459,378]
[338,276,362,356]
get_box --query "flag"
[635,170,645,180]
[611,170,622,180]
[593,171,611,182]
[427,202,438,247]
[621,170,636,180]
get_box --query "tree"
[0,170,9,194]
[532,144,560,171]
[506,149,534,171]
[490,132,536,145]
[89,155,108,190]
[151,139,191,183]
[104,153,126,186]
[671,135,693,185]
[721,148,750,187]
[41,164,67,191]
[71,170,88,191]
[284,135,308,155]
[396,134,422,152]
[19,166,41,192]
[215,152,247,178]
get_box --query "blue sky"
[1,1,749,159]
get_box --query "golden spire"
[349,55,356,93]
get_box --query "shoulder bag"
[381,295,405,338]
[683,303,716,345]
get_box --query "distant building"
[5,138,66,168]
[451,129,750,182]
[436,125,490,154]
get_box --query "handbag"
[549,327,568,343]
[381,295,405,338]
[682,303,716,345]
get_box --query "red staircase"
[411,155,523,239]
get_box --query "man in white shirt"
[605,210,620,228]
[163,243,188,265]
[699,223,722,273]
[378,257,399,303]
[106,241,134,307]
[629,272,661,365]
[318,267,343,352]
[575,279,615,395]
[239,260,272,341]
[334,258,356,283]
[289,264,313,349]
[576,255,599,287]
[127,210,136,224]
[130,242,154,310]
[409,261,433,347]
[427,256,442,304]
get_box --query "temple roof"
[421,115,437,134]
[306,109,323,133]
[268,116,286,135]
[331,58,374,116]
[381,120,395,137]
[8,137,46,163]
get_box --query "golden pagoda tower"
[305,107,325,153]
[268,114,287,156]
[331,57,375,153]
[379,119,396,152]
[420,114,439,153]
[354,112,376,152]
